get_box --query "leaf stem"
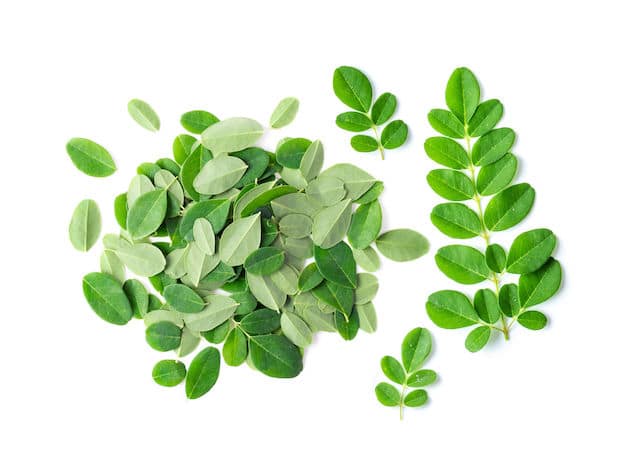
[465,133,509,341]
[371,124,385,160]
[399,383,407,420]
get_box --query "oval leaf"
[518,258,562,308]
[465,326,491,352]
[375,229,429,262]
[435,245,491,284]
[270,97,299,129]
[484,183,535,231]
[185,347,220,399]
[69,199,101,252]
[333,66,373,112]
[66,138,116,177]
[445,67,480,123]
[401,327,432,373]
[507,228,556,274]
[82,272,132,325]
[127,99,160,131]
[201,117,263,153]
[426,290,478,329]
[431,202,483,239]
[152,360,186,387]
[249,334,303,378]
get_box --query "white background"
[1,1,638,465]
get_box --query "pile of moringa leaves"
[74,103,429,399]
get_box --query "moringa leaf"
[115,242,166,277]
[486,244,507,273]
[126,189,167,239]
[246,272,286,311]
[354,273,378,305]
[401,327,432,373]
[66,138,116,177]
[145,321,182,351]
[471,128,516,166]
[426,290,478,329]
[407,369,437,388]
[270,97,299,129]
[375,229,429,262]
[518,258,562,308]
[281,311,313,348]
[180,110,219,134]
[380,120,408,149]
[484,183,535,231]
[445,67,480,124]
[348,200,382,250]
[333,66,373,112]
[404,389,428,408]
[163,284,205,314]
[201,117,263,154]
[299,140,324,181]
[173,134,197,164]
[335,309,359,340]
[517,311,548,330]
[306,176,346,207]
[371,92,397,125]
[127,99,160,131]
[427,109,465,138]
[350,135,379,153]
[298,263,324,292]
[244,247,285,275]
[314,242,357,289]
[152,360,186,387]
[312,282,354,317]
[182,295,238,332]
[435,245,491,284]
[185,347,220,399]
[353,247,380,272]
[249,334,303,378]
[427,169,474,201]
[356,302,377,333]
[431,202,482,238]
[474,289,501,324]
[477,154,518,196]
[194,155,247,195]
[336,111,373,132]
[375,382,401,407]
[381,355,405,384]
[467,99,504,137]
[69,199,101,252]
[82,272,133,325]
[223,328,248,366]
[507,229,556,274]
[219,214,261,266]
[279,213,312,238]
[100,250,126,283]
[193,218,216,256]
[423,137,469,169]
[240,308,280,335]
[311,199,352,249]
[276,138,311,169]
[465,326,491,352]
[499,283,520,317]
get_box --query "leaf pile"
[375,327,437,419]
[333,66,409,159]
[424,68,562,351]
[68,97,429,399]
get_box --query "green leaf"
[471,128,516,166]
[223,328,248,366]
[276,138,311,169]
[123,279,149,319]
[270,97,299,128]
[335,309,359,340]
[69,199,101,252]
[311,199,352,249]
[82,272,133,325]
[114,193,128,230]
[427,169,474,201]
[100,250,126,283]
[182,295,238,332]
[180,110,219,134]
[348,200,382,249]
[137,162,160,180]
[507,229,557,274]
[163,284,205,314]
[144,309,183,328]
[499,283,520,317]
[249,334,303,378]
[423,137,469,169]
[406,369,437,388]
[356,302,377,333]
[445,67,480,123]
[180,144,213,201]
[484,183,535,231]
[173,134,197,164]
[465,326,491,352]
[321,163,376,200]
[518,258,562,308]
[380,120,408,149]
[474,289,501,324]
[336,111,373,131]
[156,158,181,177]
[371,92,397,125]
[312,282,354,317]
[240,308,281,335]
[299,140,324,181]
[230,290,257,316]
[193,218,216,256]
[468,99,504,137]
[244,247,285,275]
[381,356,405,384]
[426,290,478,329]
[281,312,313,348]
[66,138,116,177]
[404,389,428,407]
[175,326,200,357]
[517,311,548,330]
[219,213,262,266]
[375,382,401,407]
[314,242,357,288]
[126,189,167,239]
[354,181,384,204]
[145,321,182,351]
[435,245,491,284]
[306,176,346,207]
[202,320,230,344]
[427,109,464,138]
[401,327,432,373]
[350,135,379,152]
[127,174,154,208]
[152,360,186,387]
[333,66,373,112]
[194,155,247,195]
[246,273,286,310]
[486,244,507,273]
[240,185,298,217]
[185,347,220,399]
[180,199,231,239]
[353,247,380,272]
[298,263,324,292]
[201,117,263,153]
[375,229,429,262]
[231,148,270,187]
[355,273,379,305]
[115,243,166,277]
[127,99,160,131]
[279,214,312,238]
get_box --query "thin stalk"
[399,383,407,420]
[371,123,385,160]
[465,133,510,340]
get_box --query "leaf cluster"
[425,68,562,351]
[70,98,429,399]
[333,66,408,160]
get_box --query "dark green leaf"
[152,360,186,387]
[180,110,219,134]
[381,356,405,384]
[354,181,384,204]
[499,283,520,317]
[156,158,181,177]
[202,320,231,344]
[276,138,311,169]
[427,109,465,138]
[474,289,500,324]
[517,311,548,330]
[401,327,432,373]
[66,138,116,177]
[336,111,373,132]
[465,326,491,352]
[335,309,359,340]
[240,185,298,217]
[180,144,213,201]
[348,200,382,249]
[244,247,285,275]
[298,263,324,292]
[435,245,491,284]
[172,134,197,165]
[477,154,518,196]
[484,183,535,231]
[381,120,408,149]
[231,148,270,187]
[333,66,373,112]
[179,199,231,239]
[431,203,482,239]
[423,137,469,169]
[375,382,401,407]
[114,193,128,230]
[426,290,478,328]
[427,169,474,201]
[518,258,562,308]
[123,279,149,319]
[240,308,280,335]
[185,347,220,399]
[312,282,354,317]
[145,321,182,351]
[375,229,429,262]
[507,229,557,274]
[404,389,428,407]
[163,284,205,314]
[82,272,133,325]
[467,99,504,137]
[371,92,397,125]
[406,369,437,387]
[314,242,357,289]
[471,128,516,166]
[230,290,257,316]
[249,334,303,378]
[350,135,379,152]
[445,67,480,123]
[486,244,507,273]
[223,328,248,366]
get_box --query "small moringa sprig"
[424,67,562,352]
[375,327,437,419]
[333,66,408,160]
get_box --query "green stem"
[399,383,407,420]
[371,124,385,160]
[465,133,509,341]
